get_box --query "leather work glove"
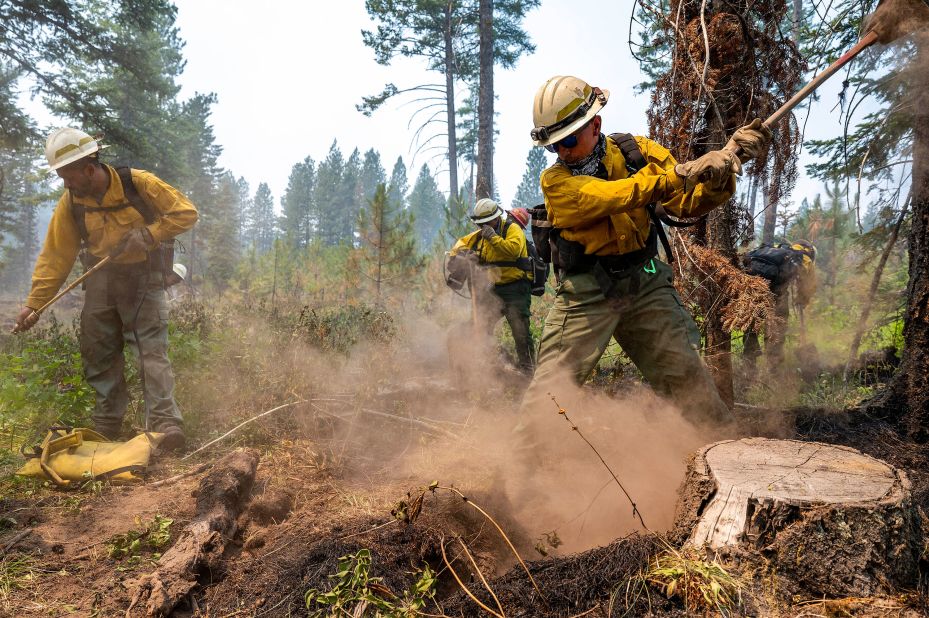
[116,227,155,256]
[674,149,741,193]
[12,306,39,334]
[726,118,772,163]
[479,225,497,240]
[862,0,929,45]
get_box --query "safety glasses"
[544,133,580,153]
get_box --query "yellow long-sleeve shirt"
[26,165,198,309]
[540,135,735,256]
[450,220,531,286]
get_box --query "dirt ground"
[1,393,928,617]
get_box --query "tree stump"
[675,438,922,597]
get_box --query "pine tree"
[235,177,253,252]
[408,164,446,250]
[340,148,363,244]
[280,156,317,249]
[251,183,276,254]
[360,0,539,199]
[315,140,345,247]
[204,173,242,291]
[511,147,549,210]
[441,187,474,247]
[387,157,409,210]
[359,149,386,205]
[353,183,423,302]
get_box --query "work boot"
[93,425,122,441]
[157,424,186,452]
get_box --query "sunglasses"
[544,132,580,153]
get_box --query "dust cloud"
[312,301,725,555]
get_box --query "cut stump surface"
[676,438,921,597]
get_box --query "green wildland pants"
[478,279,536,373]
[743,281,790,370]
[80,267,182,436]
[526,258,730,424]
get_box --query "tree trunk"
[675,438,921,598]
[761,183,777,244]
[476,0,494,200]
[444,2,459,201]
[869,35,929,441]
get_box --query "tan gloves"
[12,306,39,333]
[117,227,156,255]
[726,118,772,162]
[675,150,741,192]
[675,118,772,192]
[479,225,497,240]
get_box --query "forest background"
[0,0,916,437]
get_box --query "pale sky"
[19,1,870,217]
[171,0,856,214]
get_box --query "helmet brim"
[472,210,502,225]
[47,144,107,172]
[531,89,610,147]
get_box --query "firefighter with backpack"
[446,198,538,374]
[521,75,771,424]
[742,240,818,369]
[12,128,198,449]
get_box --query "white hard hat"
[45,128,106,171]
[471,198,504,224]
[173,263,187,281]
[530,76,609,147]
[165,263,187,287]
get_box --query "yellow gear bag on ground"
[17,427,166,487]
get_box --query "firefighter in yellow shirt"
[742,240,818,368]
[447,198,535,373]
[13,128,198,449]
[522,75,770,424]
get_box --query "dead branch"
[128,449,259,617]
[182,400,306,460]
[146,463,211,488]
[440,537,504,618]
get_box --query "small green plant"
[304,549,436,617]
[0,317,96,432]
[80,471,106,496]
[60,495,84,515]
[106,515,174,568]
[646,550,742,616]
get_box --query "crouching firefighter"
[446,198,536,374]
[742,240,817,369]
[521,75,772,425]
[12,128,198,450]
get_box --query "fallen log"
[128,449,259,617]
[675,438,921,597]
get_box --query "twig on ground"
[309,403,460,440]
[456,535,505,617]
[433,484,546,603]
[440,537,504,618]
[336,519,398,541]
[182,400,307,460]
[0,529,31,557]
[549,394,649,531]
[147,463,211,487]
[360,408,460,440]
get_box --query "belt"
[565,227,659,278]
[83,253,159,276]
